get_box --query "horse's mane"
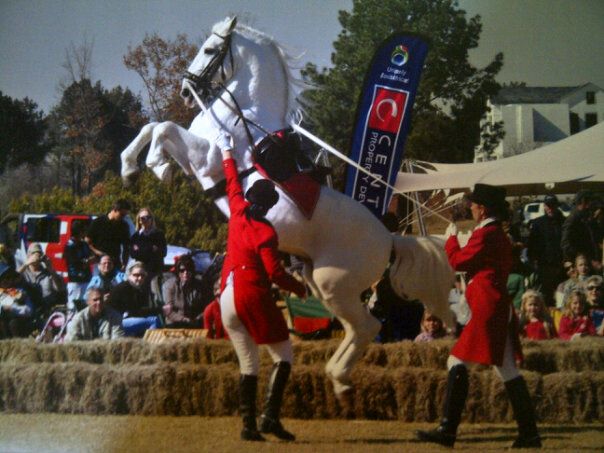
[233,23,307,122]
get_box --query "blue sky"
[0,0,602,114]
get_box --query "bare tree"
[60,35,95,88]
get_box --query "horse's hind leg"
[323,301,381,395]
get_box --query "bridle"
[183,28,294,202]
[183,31,234,105]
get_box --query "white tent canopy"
[395,122,604,195]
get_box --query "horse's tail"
[389,235,455,326]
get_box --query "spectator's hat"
[27,242,43,256]
[245,179,279,209]
[467,184,506,209]
[544,194,559,208]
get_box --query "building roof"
[491,85,583,104]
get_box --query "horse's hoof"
[122,172,139,187]
[336,388,355,419]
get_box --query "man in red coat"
[216,133,306,442]
[417,184,541,449]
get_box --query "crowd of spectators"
[1,190,602,343]
[365,189,604,344]
[0,200,220,342]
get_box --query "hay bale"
[2,338,602,372]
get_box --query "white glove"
[445,222,458,237]
[214,131,233,152]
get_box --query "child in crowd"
[558,289,596,340]
[414,311,447,343]
[518,290,556,340]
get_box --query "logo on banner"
[390,44,409,66]
[368,88,408,134]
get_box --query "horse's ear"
[228,16,237,32]
[215,16,237,36]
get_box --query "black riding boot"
[505,376,541,448]
[259,361,295,441]
[416,364,469,447]
[239,374,265,441]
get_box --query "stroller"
[35,305,75,343]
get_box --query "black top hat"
[467,183,506,209]
[245,179,279,209]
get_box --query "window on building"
[570,112,580,134]
[585,113,598,129]
[586,91,595,104]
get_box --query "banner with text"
[345,34,428,218]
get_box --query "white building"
[475,83,603,162]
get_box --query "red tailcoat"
[220,158,306,344]
[445,221,522,366]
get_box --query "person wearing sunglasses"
[162,254,209,328]
[584,275,604,332]
[130,208,167,279]
[108,261,161,337]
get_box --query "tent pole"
[406,160,427,236]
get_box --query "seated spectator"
[558,289,596,340]
[162,255,209,328]
[554,260,576,308]
[584,275,604,331]
[558,254,592,308]
[18,243,65,316]
[204,279,228,339]
[109,262,161,337]
[414,311,448,343]
[86,255,126,297]
[0,263,34,338]
[518,289,556,340]
[130,207,167,279]
[64,223,95,312]
[64,288,124,341]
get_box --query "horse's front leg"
[145,121,212,181]
[121,122,159,181]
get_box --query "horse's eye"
[204,47,217,55]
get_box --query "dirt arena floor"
[0,414,602,452]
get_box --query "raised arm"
[217,133,248,216]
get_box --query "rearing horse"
[121,17,453,397]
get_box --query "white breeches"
[220,273,293,375]
[447,330,520,382]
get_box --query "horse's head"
[180,16,237,109]
[178,16,300,200]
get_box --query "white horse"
[121,17,453,397]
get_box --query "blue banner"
[344,34,428,218]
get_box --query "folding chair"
[285,296,334,340]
